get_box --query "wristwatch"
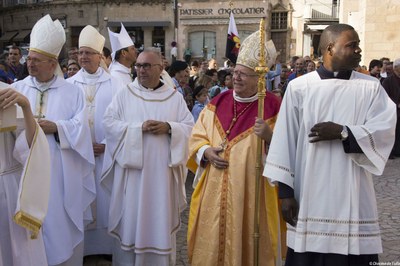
[167,123,171,135]
[340,125,348,141]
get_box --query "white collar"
[233,91,258,103]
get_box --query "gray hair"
[393,58,400,68]
[141,47,162,63]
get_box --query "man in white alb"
[264,23,396,266]
[67,25,120,257]
[102,47,194,266]
[108,23,137,86]
[12,15,95,266]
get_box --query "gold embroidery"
[127,85,177,102]
[0,126,17,132]
[14,211,42,239]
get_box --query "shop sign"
[179,7,265,17]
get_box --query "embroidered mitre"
[30,14,65,59]
[79,25,105,53]
[236,30,277,70]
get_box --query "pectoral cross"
[34,91,47,121]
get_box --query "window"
[271,12,288,30]
[238,30,254,43]
[189,31,216,59]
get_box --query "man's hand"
[142,120,170,135]
[254,117,273,144]
[93,143,105,157]
[204,146,229,169]
[0,88,30,109]
[38,119,57,134]
[308,121,342,143]
[281,197,299,227]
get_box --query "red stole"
[210,90,281,141]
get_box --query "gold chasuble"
[187,89,286,266]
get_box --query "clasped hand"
[142,120,170,135]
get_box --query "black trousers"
[285,248,379,266]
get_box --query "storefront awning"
[0,31,18,42]
[12,30,31,42]
[107,21,171,28]
[306,25,329,31]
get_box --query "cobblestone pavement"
[85,159,400,265]
[374,157,400,262]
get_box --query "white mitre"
[29,14,65,59]
[79,25,105,53]
[108,23,134,60]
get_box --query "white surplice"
[264,71,396,255]
[13,76,95,265]
[109,60,132,87]
[101,79,194,264]
[67,67,120,255]
[0,131,47,266]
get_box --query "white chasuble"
[13,75,95,265]
[67,67,120,255]
[264,71,396,255]
[101,79,194,257]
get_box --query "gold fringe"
[0,126,17,132]
[13,211,42,239]
[28,48,58,60]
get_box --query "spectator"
[191,85,208,122]
[382,58,400,158]
[67,61,80,78]
[102,46,112,68]
[306,60,316,72]
[369,59,383,80]
[171,41,177,63]
[7,45,27,81]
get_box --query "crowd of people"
[0,13,399,266]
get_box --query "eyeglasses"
[134,63,161,70]
[233,70,258,79]
[26,57,51,65]
[78,50,100,56]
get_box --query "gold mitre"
[30,14,65,60]
[79,25,105,53]
[236,30,277,70]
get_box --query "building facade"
[176,0,292,65]
[0,0,175,61]
[1,0,399,66]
